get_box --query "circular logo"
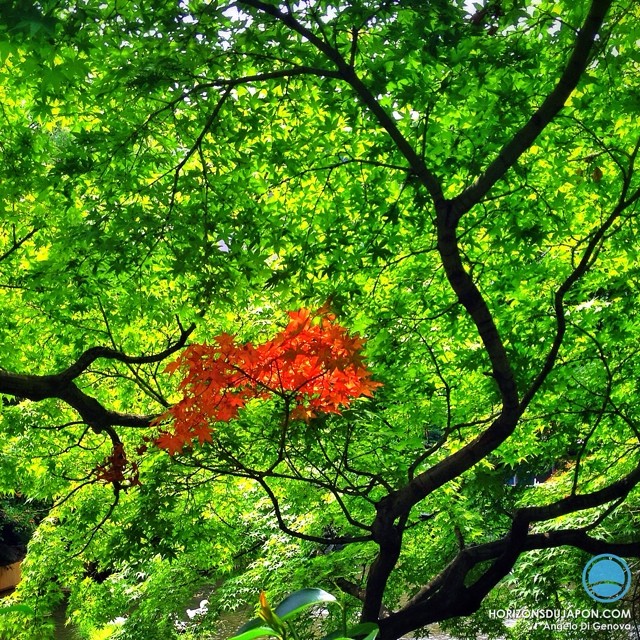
[582,554,631,603]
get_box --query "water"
[210,608,251,639]
[6,588,504,640]
[52,599,81,640]
[45,584,513,640]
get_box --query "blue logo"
[582,554,631,603]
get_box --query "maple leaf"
[94,442,140,486]
[154,307,381,453]
[286,308,311,332]
[156,432,187,456]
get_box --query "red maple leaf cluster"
[154,308,381,455]
[94,442,140,487]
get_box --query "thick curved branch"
[375,460,640,638]
[383,517,639,637]
[462,464,640,609]
[451,0,615,221]
[57,321,194,383]
[382,530,639,639]
[378,218,520,525]
[363,134,517,623]
[0,371,155,430]
[523,529,640,556]
[469,460,640,593]
[0,324,194,429]
[515,461,640,525]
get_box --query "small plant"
[230,588,378,640]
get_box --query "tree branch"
[373,455,640,637]
[0,226,40,263]
[383,518,639,638]
[237,0,444,205]
[0,324,194,430]
[515,461,640,526]
[519,188,639,413]
[451,0,615,222]
[253,474,372,545]
[57,322,194,383]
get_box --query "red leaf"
[154,307,381,453]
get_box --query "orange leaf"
[154,307,381,453]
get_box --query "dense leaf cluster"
[0,0,639,639]
[155,308,380,454]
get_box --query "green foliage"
[0,604,34,616]
[0,0,639,638]
[232,589,378,640]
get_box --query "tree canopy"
[0,0,639,638]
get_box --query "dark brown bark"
[451,0,616,221]
[378,463,640,639]
[350,0,619,628]
[0,323,193,430]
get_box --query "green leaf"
[230,618,280,640]
[0,604,34,615]
[274,588,337,621]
